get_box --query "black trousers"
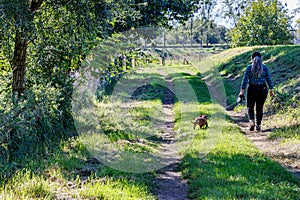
[247,84,268,126]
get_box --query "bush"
[0,73,76,162]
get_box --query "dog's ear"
[202,115,209,119]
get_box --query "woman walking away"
[239,52,274,132]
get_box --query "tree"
[296,19,300,42]
[194,0,217,47]
[206,24,229,44]
[0,0,200,95]
[0,0,105,95]
[0,0,202,160]
[293,0,300,41]
[219,0,254,27]
[229,0,293,47]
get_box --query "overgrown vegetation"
[0,137,156,199]
[0,69,169,199]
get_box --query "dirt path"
[154,73,188,200]
[227,109,300,181]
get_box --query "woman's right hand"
[239,89,244,97]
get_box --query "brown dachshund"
[191,115,208,130]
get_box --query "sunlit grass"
[0,135,157,199]
[1,68,166,199]
[1,46,299,199]
[78,178,156,200]
[0,170,56,200]
[169,61,300,199]
[180,125,300,199]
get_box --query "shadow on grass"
[131,72,211,104]
[169,72,211,103]
[131,83,178,105]
[181,151,299,199]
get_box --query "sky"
[216,0,299,28]
[281,0,300,27]
[280,0,299,11]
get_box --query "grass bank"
[212,45,300,142]
[167,59,300,199]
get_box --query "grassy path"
[163,63,300,199]
[1,46,299,199]
[154,73,188,200]
[227,109,300,181]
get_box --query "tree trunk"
[12,30,27,95]
[11,0,43,95]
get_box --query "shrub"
[0,73,76,162]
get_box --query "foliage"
[193,0,217,47]
[193,20,229,45]
[0,0,202,165]
[167,20,229,46]
[296,18,300,41]
[0,78,76,161]
[111,0,199,30]
[229,0,293,47]
[1,47,300,199]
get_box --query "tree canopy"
[0,0,203,159]
[0,0,200,94]
[229,0,293,47]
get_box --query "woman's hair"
[251,52,263,77]
[251,51,261,59]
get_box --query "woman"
[239,52,274,132]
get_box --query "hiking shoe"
[249,120,255,131]
[256,125,261,132]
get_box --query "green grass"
[78,177,155,200]
[211,45,300,141]
[270,125,300,140]
[0,69,167,199]
[1,170,55,200]
[0,132,157,200]
[180,126,299,199]
[1,46,299,199]
[166,59,300,199]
